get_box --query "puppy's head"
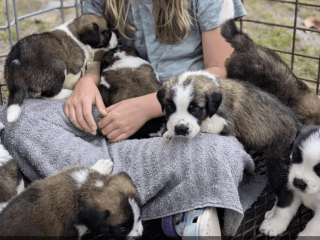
[100,45,139,71]
[79,172,143,239]
[157,71,222,138]
[288,125,320,195]
[75,14,118,50]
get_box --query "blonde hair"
[104,0,192,44]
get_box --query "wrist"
[139,93,164,120]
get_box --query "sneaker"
[161,207,221,239]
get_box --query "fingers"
[68,105,83,131]
[75,103,92,133]
[95,94,108,118]
[82,101,98,133]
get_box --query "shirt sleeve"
[196,0,246,32]
[83,0,105,16]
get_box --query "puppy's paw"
[260,217,288,237]
[264,204,276,220]
[163,131,173,140]
[91,159,113,175]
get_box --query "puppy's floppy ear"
[156,88,165,113]
[79,27,100,47]
[79,202,110,233]
[206,92,222,118]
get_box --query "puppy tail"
[220,19,254,51]
[219,0,235,25]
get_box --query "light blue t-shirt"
[84,0,246,82]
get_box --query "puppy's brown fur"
[158,71,301,193]
[0,159,24,204]
[5,13,117,122]
[99,46,165,139]
[221,19,320,125]
[0,160,142,238]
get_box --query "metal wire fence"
[0,0,318,238]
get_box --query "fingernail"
[90,131,96,136]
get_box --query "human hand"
[97,97,150,142]
[64,74,107,134]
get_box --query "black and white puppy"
[4,13,118,123]
[260,125,320,237]
[0,159,143,239]
[99,46,166,139]
[157,71,300,195]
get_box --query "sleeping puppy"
[0,159,143,239]
[260,125,320,237]
[157,70,301,198]
[4,13,118,123]
[99,45,166,139]
[0,144,26,213]
[220,19,320,125]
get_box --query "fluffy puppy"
[99,46,166,139]
[220,19,320,125]
[0,144,26,213]
[4,13,118,123]
[0,159,143,239]
[157,70,301,194]
[260,125,320,237]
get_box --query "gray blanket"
[0,99,267,236]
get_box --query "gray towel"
[0,99,267,236]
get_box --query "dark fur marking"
[276,186,294,208]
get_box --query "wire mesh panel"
[0,0,319,239]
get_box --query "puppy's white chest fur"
[297,191,320,211]
[200,114,228,134]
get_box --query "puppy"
[4,13,118,123]
[99,45,166,139]
[157,70,301,196]
[0,144,26,213]
[260,125,320,237]
[220,19,320,125]
[0,159,143,239]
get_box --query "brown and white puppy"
[4,13,118,123]
[0,159,143,239]
[157,70,301,196]
[0,144,26,213]
[220,19,320,125]
[99,46,166,139]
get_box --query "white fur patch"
[95,179,104,188]
[103,51,151,72]
[0,202,8,214]
[128,198,143,237]
[75,224,88,238]
[90,159,113,175]
[0,144,13,167]
[11,59,20,65]
[219,0,235,25]
[63,72,82,90]
[289,130,320,195]
[100,76,110,89]
[200,114,228,134]
[16,179,25,195]
[7,104,21,123]
[70,168,90,188]
[260,193,301,236]
[45,89,73,100]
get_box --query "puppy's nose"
[174,125,189,136]
[293,178,307,191]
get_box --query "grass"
[242,0,320,93]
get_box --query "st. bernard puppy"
[99,45,166,139]
[4,13,118,123]
[260,125,320,237]
[220,19,320,125]
[0,158,143,239]
[157,71,301,199]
